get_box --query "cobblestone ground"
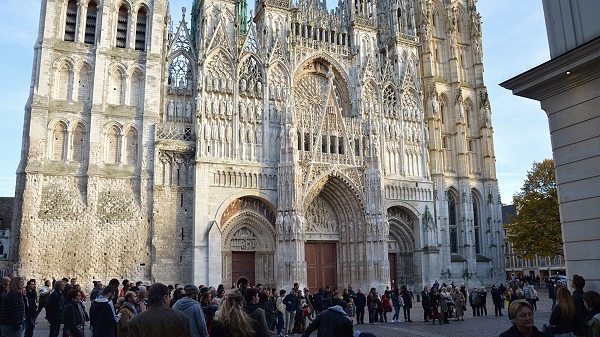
[30,291,553,337]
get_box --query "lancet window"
[116,4,129,48]
[168,54,193,90]
[472,192,481,254]
[448,192,458,254]
[109,69,125,105]
[72,123,86,163]
[106,126,121,164]
[124,128,138,165]
[56,63,73,101]
[77,65,90,102]
[64,0,78,42]
[84,1,98,44]
[135,8,147,51]
[52,122,68,161]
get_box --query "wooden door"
[232,251,255,286]
[388,253,397,288]
[305,242,337,290]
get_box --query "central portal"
[305,242,337,290]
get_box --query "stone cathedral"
[11,0,504,291]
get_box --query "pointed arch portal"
[303,173,364,290]
[387,206,416,287]
[220,197,277,286]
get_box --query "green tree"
[504,159,562,258]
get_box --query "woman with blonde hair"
[210,289,256,337]
[499,300,547,337]
[549,287,576,337]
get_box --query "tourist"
[470,287,479,316]
[346,298,356,324]
[128,283,190,337]
[90,281,103,302]
[478,286,488,316]
[583,290,600,337]
[283,288,298,334]
[453,286,465,321]
[429,288,441,325]
[355,288,366,324]
[200,291,217,333]
[400,286,412,322]
[117,291,137,337]
[135,285,147,313]
[421,286,430,322]
[380,295,391,322]
[0,277,25,337]
[173,285,209,337]
[572,275,588,337]
[391,287,403,322]
[523,281,534,308]
[439,287,451,324]
[46,280,66,337]
[63,289,86,337]
[210,289,255,337]
[90,285,118,337]
[301,301,353,337]
[36,279,51,317]
[549,287,575,337]
[24,279,37,337]
[499,300,547,337]
[275,289,286,336]
[243,287,270,337]
[367,288,380,324]
[492,284,504,316]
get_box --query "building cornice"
[500,36,600,102]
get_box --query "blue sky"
[0,0,552,203]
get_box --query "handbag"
[543,324,555,336]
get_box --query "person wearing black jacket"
[421,286,430,322]
[0,277,25,337]
[24,279,38,337]
[46,280,66,337]
[243,288,270,337]
[572,275,587,337]
[301,303,353,337]
[354,288,366,324]
[63,289,86,337]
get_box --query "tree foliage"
[504,159,562,258]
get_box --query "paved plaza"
[29,289,553,337]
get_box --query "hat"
[184,284,199,295]
[138,285,147,293]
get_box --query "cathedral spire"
[236,0,248,35]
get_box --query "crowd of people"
[0,274,596,337]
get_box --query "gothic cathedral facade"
[12,0,504,291]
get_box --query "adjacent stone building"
[11,0,504,291]
[501,0,600,291]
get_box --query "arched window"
[107,126,120,164]
[52,123,67,161]
[109,69,124,105]
[473,192,481,254]
[64,0,78,42]
[72,124,86,162]
[56,64,72,101]
[84,1,98,44]
[448,193,458,254]
[77,65,90,102]
[116,4,129,48]
[124,128,138,165]
[129,71,143,107]
[135,8,147,51]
